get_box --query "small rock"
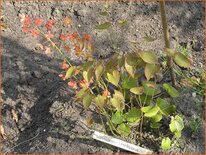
[31,71,42,78]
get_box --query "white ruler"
[92,131,153,154]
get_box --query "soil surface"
[1,1,205,154]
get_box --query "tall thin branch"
[159,1,176,86]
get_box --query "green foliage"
[163,83,179,98]
[169,115,184,138]
[174,52,192,68]
[95,22,112,30]
[20,7,194,151]
[117,123,131,136]
[189,116,202,134]
[161,137,171,150]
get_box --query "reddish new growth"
[31,29,40,37]
[83,33,91,42]
[60,60,70,70]
[68,80,77,89]
[45,20,54,31]
[34,17,43,26]
[68,32,79,41]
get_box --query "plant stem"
[159,1,176,86]
[37,27,72,66]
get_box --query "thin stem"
[37,27,72,66]
[159,1,176,86]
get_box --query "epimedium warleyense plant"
[19,3,192,151]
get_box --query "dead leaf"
[180,78,193,88]
[36,43,44,50]
[0,15,7,31]
[44,46,52,56]
[11,109,18,123]
[84,118,93,126]
[63,17,72,26]
[0,125,6,139]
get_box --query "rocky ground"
[1,1,205,154]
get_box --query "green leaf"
[161,137,171,150]
[80,61,94,71]
[95,22,111,30]
[83,94,93,109]
[151,113,162,122]
[144,63,160,80]
[143,35,156,42]
[105,54,118,71]
[156,98,176,116]
[122,77,137,89]
[106,70,120,86]
[174,131,181,138]
[75,87,88,99]
[169,115,184,136]
[94,95,106,109]
[139,51,158,64]
[125,52,138,66]
[117,20,128,25]
[142,81,161,96]
[99,11,108,16]
[144,106,159,117]
[163,83,179,98]
[83,67,94,82]
[125,108,141,123]
[64,66,76,79]
[139,95,152,106]
[150,122,161,129]
[117,123,131,136]
[110,90,125,111]
[111,111,124,125]
[174,52,192,68]
[125,59,135,77]
[141,106,153,113]
[130,87,144,95]
[95,63,104,80]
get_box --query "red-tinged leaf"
[45,31,54,39]
[58,74,65,79]
[68,80,77,89]
[30,29,40,37]
[24,16,31,26]
[45,20,54,31]
[68,32,79,41]
[74,69,80,75]
[60,34,68,41]
[34,17,43,26]
[63,17,72,26]
[83,33,91,41]
[60,60,70,70]
[78,79,89,88]
[21,26,30,33]
[74,45,82,57]
[102,89,110,97]
[64,45,70,52]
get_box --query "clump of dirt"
[1,1,205,154]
